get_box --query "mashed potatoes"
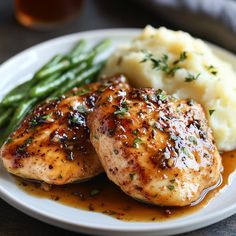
[103,26,236,151]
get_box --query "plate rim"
[0,28,236,235]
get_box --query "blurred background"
[0,0,168,64]
[1,0,235,66]
[0,0,236,235]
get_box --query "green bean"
[34,54,64,77]
[34,42,87,80]
[52,62,104,96]
[35,59,71,80]
[71,39,111,65]
[30,63,87,98]
[5,98,38,135]
[1,81,32,106]
[0,108,13,128]
[32,54,65,82]
[29,72,61,98]
[69,40,86,58]
[36,40,111,80]
[89,38,111,59]
[0,55,64,107]
[47,54,64,66]
[2,94,23,106]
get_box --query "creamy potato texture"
[102,26,236,151]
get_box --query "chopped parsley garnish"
[141,51,169,72]
[69,112,85,126]
[30,118,38,127]
[207,65,218,75]
[168,66,181,76]
[133,137,141,148]
[173,51,188,65]
[121,100,127,106]
[181,146,189,155]
[156,89,167,101]
[77,105,88,113]
[107,95,112,102]
[114,100,128,116]
[17,137,33,152]
[167,51,188,75]
[141,50,154,63]
[114,107,128,115]
[25,137,33,145]
[129,173,136,180]
[167,185,175,191]
[209,109,215,116]
[170,179,175,183]
[132,129,138,135]
[42,113,52,120]
[141,50,188,76]
[185,73,200,82]
[30,113,52,127]
[188,136,198,145]
[155,54,169,72]
[90,189,100,196]
[70,115,80,123]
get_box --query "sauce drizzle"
[17,151,236,222]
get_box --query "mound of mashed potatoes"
[102,26,236,151]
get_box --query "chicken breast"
[1,75,129,185]
[1,82,104,185]
[88,84,222,206]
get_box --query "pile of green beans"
[0,39,111,145]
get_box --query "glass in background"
[15,0,84,29]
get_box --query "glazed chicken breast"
[88,83,222,206]
[0,75,129,185]
[1,82,103,185]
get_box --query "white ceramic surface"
[0,29,236,236]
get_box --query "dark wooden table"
[0,1,235,235]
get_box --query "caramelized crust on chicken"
[88,84,222,206]
[1,83,103,184]
[0,77,128,185]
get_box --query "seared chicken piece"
[1,76,129,185]
[88,85,222,206]
[1,83,102,184]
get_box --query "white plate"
[0,29,236,236]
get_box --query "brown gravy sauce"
[17,151,236,222]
